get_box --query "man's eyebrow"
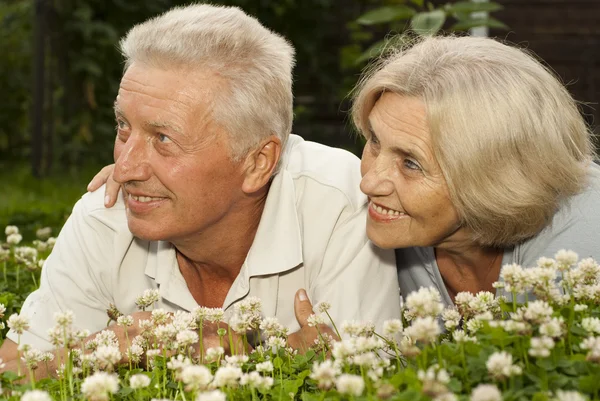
[113,101,123,116]
[145,121,184,136]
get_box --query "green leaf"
[411,10,446,36]
[578,374,600,393]
[355,35,411,65]
[409,0,425,7]
[535,357,557,371]
[273,356,283,369]
[448,1,504,13]
[357,5,416,25]
[532,393,551,401]
[450,17,508,31]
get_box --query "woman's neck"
[434,245,503,302]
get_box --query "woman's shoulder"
[517,162,600,266]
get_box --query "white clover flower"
[470,384,502,401]
[581,317,600,335]
[81,372,119,401]
[574,304,589,312]
[129,374,151,389]
[197,390,227,401]
[540,317,565,338]
[167,355,193,373]
[418,366,451,398]
[6,233,22,245]
[352,351,378,368]
[266,336,286,353]
[0,303,6,319]
[383,319,403,340]
[205,346,225,363]
[522,300,553,324]
[223,355,249,367]
[180,365,213,391]
[7,313,29,335]
[316,302,331,313]
[404,287,444,321]
[228,313,253,333]
[580,336,600,362]
[5,225,19,236]
[21,347,44,368]
[331,339,357,361]
[500,263,530,293]
[555,250,579,270]
[176,330,199,348]
[151,308,170,324]
[442,308,461,331]
[204,308,225,323]
[0,248,10,262]
[36,227,52,240]
[21,389,52,401]
[135,289,160,310]
[259,317,288,338]
[452,330,477,344]
[172,310,196,331]
[154,323,177,344]
[340,320,375,337]
[553,390,588,401]
[94,345,121,370]
[529,336,555,358]
[335,374,364,396]
[256,361,274,373]
[46,237,56,248]
[117,315,134,328]
[306,313,325,327]
[212,365,242,388]
[404,316,441,344]
[53,310,74,328]
[240,371,273,390]
[486,351,522,379]
[94,330,118,347]
[127,343,144,364]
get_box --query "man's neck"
[173,188,269,279]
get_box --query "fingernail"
[298,289,307,301]
[87,182,92,191]
[104,195,111,205]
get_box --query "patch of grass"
[0,162,104,237]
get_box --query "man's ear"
[241,135,281,194]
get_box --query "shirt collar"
[242,167,303,276]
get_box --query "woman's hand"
[87,164,119,207]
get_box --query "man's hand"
[87,164,119,208]
[287,289,339,353]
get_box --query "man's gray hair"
[120,4,295,164]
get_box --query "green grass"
[0,162,104,237]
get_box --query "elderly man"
[0,4,399,370]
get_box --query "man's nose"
[113,133,152,184]
[360,156,395,197]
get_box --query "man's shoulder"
[283,135,365,210]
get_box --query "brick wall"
[493,0,600,135]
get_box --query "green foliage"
[346,0,507,64]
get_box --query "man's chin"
[127,222,166,242]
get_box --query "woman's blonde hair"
[120,4,295,167]
[352,36,594,247]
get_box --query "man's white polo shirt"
[9,135,401,350]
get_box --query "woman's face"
[360,92,464,249]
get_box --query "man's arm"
[5,193,117,352]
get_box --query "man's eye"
[116,119,128,130]
[158,133,171,143]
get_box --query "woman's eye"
[404,158,422,171]
[158,133,171,143]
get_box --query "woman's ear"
[241,136,282,194]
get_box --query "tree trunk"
[32,0,46,178]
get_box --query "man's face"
[113,63,247,243]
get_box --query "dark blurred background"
[0,0,599,234]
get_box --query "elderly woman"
[90,35,599,308]
[353,36,599,306]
